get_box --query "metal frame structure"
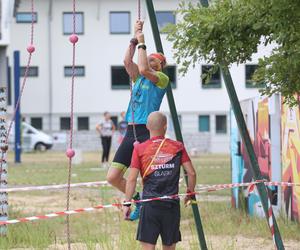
[146,0,284,249]
[146,1,208,249]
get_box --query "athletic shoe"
[129,192,141,221]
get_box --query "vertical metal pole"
[0,87,8,236]
[197,2,284,248]
[221,68,284,249]
[13,51,21,163]
[6,57,11,106]
[145,1,208,249]
[0,47,8,235]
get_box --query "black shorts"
[111,125,149,171]
[137,201,181,246]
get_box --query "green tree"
[167,0,300,106]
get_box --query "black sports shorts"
[136,201,181,246]
[111,124,149,172]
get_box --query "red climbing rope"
[0,0,35,186]
[137,0,141,21]
[129,0,142,144]
[65,0,78,249]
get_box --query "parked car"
[8,122,53,151]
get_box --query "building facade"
[1,0,15,88]
[7,0,273,153]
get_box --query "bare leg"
[162,244,176,250]
[106,167,127,193]
[141,242,156,250]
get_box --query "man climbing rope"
[123,111,197,250]
[106,20,169,220]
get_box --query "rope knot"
[66,148,75,158]
[27,45,35,54]
[69,34,79,44]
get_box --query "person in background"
[118,111,128,145]
[96,112,115,167]
[123,111,196,250]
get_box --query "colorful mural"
[281,95,300,222]
[230,109,243,209]
[241,98,271,183]
[231,96,281,217]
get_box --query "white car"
[8,122,53,151]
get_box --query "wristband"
[186,189,196,199]
[123,200,131,207]
[130,38,138,46]
[138,44,147,50]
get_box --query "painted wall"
[231,94,300,222]
[281,95,300,222]
[231,95,281,217]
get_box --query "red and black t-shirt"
[131,136,190,201]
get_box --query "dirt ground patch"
[9,189,104,213]
[11,236,300,250]
[206,235,300,250]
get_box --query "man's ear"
[146,124,150,131]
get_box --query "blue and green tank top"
[125,71,169,124]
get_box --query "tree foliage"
[166,0,300,105]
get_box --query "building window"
[78,117,89,130]
[64,66,85,77]
[110,12,130,34]
[245,64,264,88]
[165,65,177,89]
[20,66,38,77]
[31,117,43,130]
[63,12,84,35]
[111,66,130,89]
[7,65,12,106]
[60,117,70,130]
[199,115,210,132]
[216,115,227,134]
[201,65,221,88]
[16,12,38,23]
[155,11,175,33]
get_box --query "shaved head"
[147,111,167,132]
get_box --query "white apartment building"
[0,0,16,87]
[7,0,272,153]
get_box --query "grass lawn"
[0,151,299,249]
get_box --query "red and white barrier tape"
[0,181,299,226]
[0,180,298,193]
[0,193,189,225]
[196,181,300,192]
[247,182,277,249]
[0,181,108,193]
[267,197,276,248]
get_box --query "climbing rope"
[65,0,78,248]
[128,0,142,145]
[0,0,35,190]
[137,0,141,21]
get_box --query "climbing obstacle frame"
[0,0,289,249]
